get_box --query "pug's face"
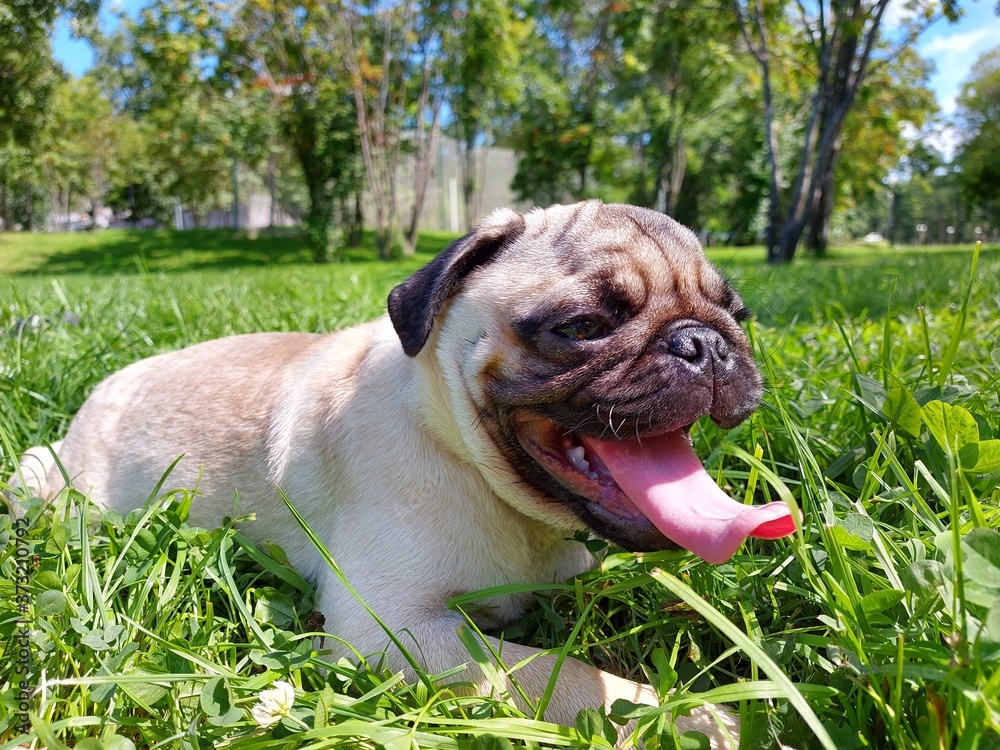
[390,201,792,561]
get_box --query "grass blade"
[648,568,838,750]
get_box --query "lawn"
[1,228,998,749]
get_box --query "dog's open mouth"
[514,414,796,563]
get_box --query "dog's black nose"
[666,326,730,365]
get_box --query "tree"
[893,152,970,244]
[98,0,272,227]
[0,0,101,230]
[669,89,768,244]
[508,0,769,239]
[332,1,446,257]
[0,0,99,148]
[38,75,127,229]
[955,46,1000,224]
[105,118,175,226]
[810,46,937,251]
[439,0,523,229]
[510,1,617,206]
[282,84,360,260]
[0,143,43,230]
[611,1,744,217]
[228,0,362,261]
[732,0,960,263]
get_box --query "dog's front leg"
[391,615,738,749]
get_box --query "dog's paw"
[673,704,739,750]
[607,687,739,750]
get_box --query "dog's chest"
[454,532,596,631]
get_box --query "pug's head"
[389,201,795,563]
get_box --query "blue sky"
[912,1,1000,113]
[52,0,138,74]
[53,0,1000,118]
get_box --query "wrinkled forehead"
[494,202,723,301]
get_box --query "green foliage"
[4,0,998,254]
[281,81,359,263]
[228,0,363,262]
[0,0,100,231]
[956,46,1000,220]
[441,0,524,149]
[37,75,135,227]
[506,3,608,205]
[0,0,98,147]
[832,47,938,242]
[440,0,526,227]
[509,79,595,206]
[609,1,746,217]
[733,0,959,261]
[114,1,257,224]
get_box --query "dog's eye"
[554,316,611,341]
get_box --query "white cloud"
[925,124,960,161]
[898,120,958,162]
[915,7,1000,129]
[882,0,914,31]
[920,27,994,57]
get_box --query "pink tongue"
[581,431,796,564]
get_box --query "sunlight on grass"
[1,234,998,748]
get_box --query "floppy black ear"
[388,209,525,356]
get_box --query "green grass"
[0,227,459,276]
[1,229,999,749]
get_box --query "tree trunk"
[405,80,442,256]
[737,0,890,264]
[0,181,8,232]
[805,184,831,256]
[461,133,477,231]
[371,184,397,260]
[775,50,829,263]
[885,188,896,246]
[733,0,784,263]
[230,158,240,231]
[306,193,334,262]
[303,158,338,262]
[267,148,278,229]
[290,116,339,262]
[473,142,490,226]
[337,6,421,260]
[91,190,104,230]
[779,95,855,261]
[658,133,686,216]
[347,189,363,247]
[806,143,839,256]
[376,216,404,259]
[22,183,33,230]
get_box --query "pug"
[14,200,796,748]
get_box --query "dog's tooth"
[588,472,599,480]
[566,446,591,473]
